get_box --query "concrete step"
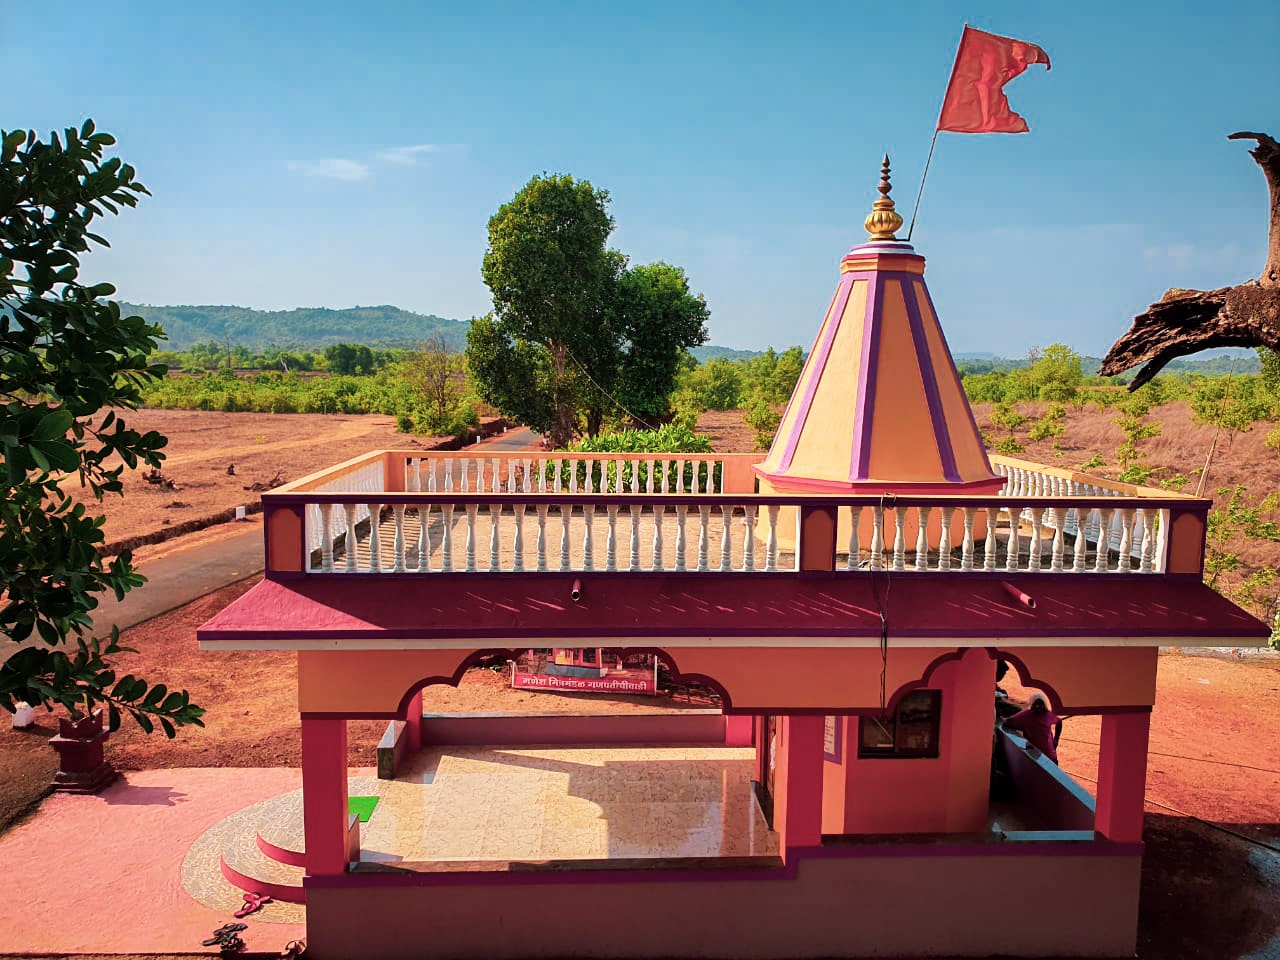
[221,817,307,904]
[255,790,306,866]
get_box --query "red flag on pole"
[937,25,1051,134]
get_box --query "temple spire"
[863,154,904,241]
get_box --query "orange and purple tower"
[756,157,1004,497]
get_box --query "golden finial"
[863,154,903,241]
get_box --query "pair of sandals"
[203,922,247,953]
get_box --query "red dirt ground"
[63,408,457,551]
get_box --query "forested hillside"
[121,302,471,350]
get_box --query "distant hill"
[957,352,1260,377]
[690,345,764,363]
[122,303,471,351]
[121,302,1265,376]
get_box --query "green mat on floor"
[348,796,379,822]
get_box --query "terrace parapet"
[256,449,1210,581]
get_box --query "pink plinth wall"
[822,647,994,835]
[304,843,1142,959]
[418,710,732,747]
[1094,710,1152,843]
[301,716,349,876]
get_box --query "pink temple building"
[197,164,1269,959]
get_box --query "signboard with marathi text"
[511,649,659,696]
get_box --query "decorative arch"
[880,646,1066,716]
[393,647,521,718]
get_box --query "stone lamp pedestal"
[50,710,118,794]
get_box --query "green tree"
[1026,344,1083,404]
[678,357,744,412]
[401,336,478,438]
[475,173,616,447]
[610,262,709,427]
[1112,392,1162,484]
[324,342,375,375]
[470,175,708,445]
[0,122,203,735]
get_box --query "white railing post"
[488,503,502,571]
[440,505,454,571]
[766,505,780,572]
[915,506,931,571]
[512,503,526,572]
[892,506,907,571]
[319,503,334,572]
[560,505,572,571]
[1117,508,1136,573]
[720,506,733,572]
[464,504,478,573]
[847,505,862,570]
[1073,509,1089,573]
[535,504,549,572]
[984,506,999,571]
[960,507,975,571]
[674,505,688,572]
[416,505,430,573]
[938,506,954,570]
[368,503,383,572]
[1005,505,1020,572]
[652,505,666,571]
[581,504,595,571]
[1049,508,1065,572]
[1095,508,1113,573]
[392,504,406,573]
[629,504,642,571]
[605,505,618,572]
[870,505,885,570]
[697,506,710,572]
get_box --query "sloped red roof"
[196,573,1268,649]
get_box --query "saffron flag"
[937,25,1051,134]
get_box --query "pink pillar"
[1094,711,1151,843]
[773,715,824,855]
[301,716,349,876]
[405,690,424,753]
[753,716,767,783]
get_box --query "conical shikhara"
[757,157,1003,494]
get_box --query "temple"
[197,160,1269,959]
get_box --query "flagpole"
[906,129,939,242]
[907,25,968,242]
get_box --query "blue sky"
[7,1,1279,355]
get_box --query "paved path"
[94,427,542,633]
[0,768,308,954]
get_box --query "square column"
[773,715,825,855]
[301,716,349,876]
[1094,710,1151,843]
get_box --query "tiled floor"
[360,745,777,862]
[188,745,776,893]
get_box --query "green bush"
[562,423,716,490]
[141,364,479,434]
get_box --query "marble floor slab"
[359,745,777,863]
